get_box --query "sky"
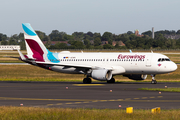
[0,0,180,36]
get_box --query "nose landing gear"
[151,74,157,84]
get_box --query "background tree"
[142,30,152,37]
[102,32,113,41]
[127,31,133,35]
[94,37,101,46]
[36,31,47,41]
[0,33,7,41]
[103,44,114,49]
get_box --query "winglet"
[129,49,132,53]
[17,49,26,60]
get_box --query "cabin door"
[146,55,152,67]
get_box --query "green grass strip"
[138,87,180,92]
[0,106,180,120]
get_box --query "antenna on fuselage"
[151,50,153,53]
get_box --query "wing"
[36,61,93,68]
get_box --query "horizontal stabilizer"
[17,49,26,61]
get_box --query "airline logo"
[118,54,145,60]
[157,63,162,67]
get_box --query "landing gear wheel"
[83,78,92,84]
[151,74,157,84]
[151,80,157,84]
[107,78,115,83]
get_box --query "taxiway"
[0,82,179,109]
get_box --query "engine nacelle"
[91,69,112,81]
[124,74,147,80]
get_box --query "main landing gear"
[151,74,157,84]
[83,77,115,84]
[107,78,115,83]
[83,77,92,84]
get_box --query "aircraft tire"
[107,78,115,83]
[151,80,157,84]
[83,78,91,84]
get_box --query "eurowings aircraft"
[18,23,177,84]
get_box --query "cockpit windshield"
[158,58,171,62]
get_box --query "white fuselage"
[47,52,177,75]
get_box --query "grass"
[0,106,179,120]
[138,87,180,92]
[0,65,84,82]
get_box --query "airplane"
[18,23,177,84]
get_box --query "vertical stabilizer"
[22,23,48,62]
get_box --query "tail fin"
[22,23,48,62]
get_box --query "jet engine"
[91,69,112,81]
[123,74,147,80]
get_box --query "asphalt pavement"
[0,81,179,109]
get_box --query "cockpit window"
[158,58,171,62]
[158,58,161,62]
[165,58,170,61]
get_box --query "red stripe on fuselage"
[26,39,45,62]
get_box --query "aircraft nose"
[170,62,177,72]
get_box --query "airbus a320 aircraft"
[18,23,177,84]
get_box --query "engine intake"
[91,69,112,81]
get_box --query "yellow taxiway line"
[73,84,105,86]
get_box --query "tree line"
[1,29,180,50]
